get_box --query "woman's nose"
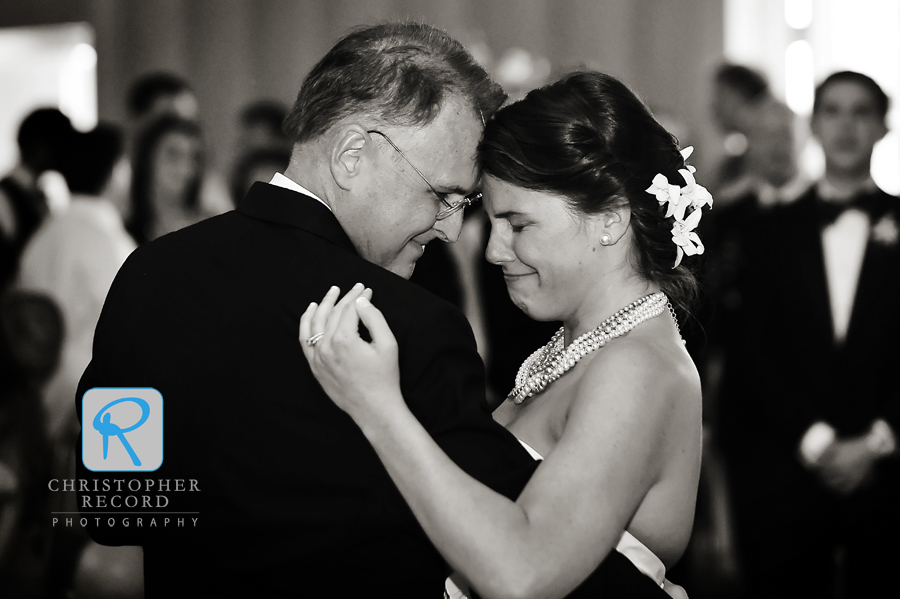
[485,226,514,265]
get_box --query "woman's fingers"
[309,285,341,340]
[332,287,373,337]
[355,296,396,350]
[324,283,366,341]
[301,284,374,361]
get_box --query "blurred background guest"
[702,97,806,424]
[17,123,134,446]
[0,108,74,290]
[229,99,291,206]
[127,71,200,126]
[230,147,291,208]
[126,115,210,244]
[16,122,140,599]
[235,99,291,155]
[683,87,809,599]
[708,63,772,196]
[0,289,60,598]
[108,72,231,225]
[718,70,900,599]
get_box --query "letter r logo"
[83,388,163,472]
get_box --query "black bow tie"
[817,195,879,226]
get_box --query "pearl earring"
[600,234,612,246]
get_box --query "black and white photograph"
[0,1,898,597]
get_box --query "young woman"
[300,71,707,599]
[127,115,207,244]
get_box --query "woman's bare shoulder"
[575,329,696,410]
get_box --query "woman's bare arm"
[300,287,680,599]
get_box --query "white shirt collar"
[268,173,332,212]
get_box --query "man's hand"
[815,436,877,495]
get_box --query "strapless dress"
[444,438,666,599]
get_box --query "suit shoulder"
[358,260,471,332]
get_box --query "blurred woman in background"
[127,115,210,244]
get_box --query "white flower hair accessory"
[645,146,713,267]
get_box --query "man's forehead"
[418,111,482,189]
[821,82,878,108]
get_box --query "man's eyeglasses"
[367,130,482,220]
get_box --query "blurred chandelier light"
[785,0,814,30]
[785,40,814,115]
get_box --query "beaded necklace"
[508,292,672,404]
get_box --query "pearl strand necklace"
[509,292,670,404]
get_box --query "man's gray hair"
[283,22,505,144]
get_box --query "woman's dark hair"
[128,115,204,245]
[480,71,700,314]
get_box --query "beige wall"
[0,0,725,176]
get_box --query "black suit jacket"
[719,185,900,556]
[76,183,539,596]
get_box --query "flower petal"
[672,199,688,222]
[683,206,703,230]
[690,185,713,209]
[690,233,705,255]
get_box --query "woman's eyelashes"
[508,220,529,233]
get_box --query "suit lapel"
[846,190,900,345]
[788,190,835,345]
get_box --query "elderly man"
[76,23,675,598]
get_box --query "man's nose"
[432,208,465,243]
[485,226,514,265]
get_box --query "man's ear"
[876,119,889,143]
[331,125,369,191]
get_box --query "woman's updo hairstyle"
[480,71,699,313]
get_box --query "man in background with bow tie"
[719,70,899,598]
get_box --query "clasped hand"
[814,436,877,496]
[299,284,403,422]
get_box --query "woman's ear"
[330,125,369,191]
[595,203,631,246]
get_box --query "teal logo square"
[82,388,163,472]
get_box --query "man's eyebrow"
[435,184,475,196]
